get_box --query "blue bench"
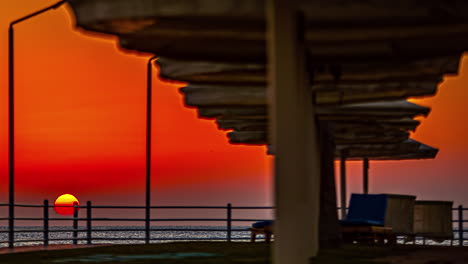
[340,194,395,244]
[250,220,274,242]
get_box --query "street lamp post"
[8,0,67,248]
[145,55,158,244]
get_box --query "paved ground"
[0,242,270,264]
[0,243,467,263]
[0,244,108,255]
[377,247,468,264]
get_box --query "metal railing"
[455,205,468,246]
[0,202,466,247]
[0,201,273,247]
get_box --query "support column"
[319,122,342,248]
[267,0,321,263]
[363,158,369,194]
[340,154,347,219]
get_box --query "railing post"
[43,200,49,246]
[73,202,78,245]
[86,201,92,245]
[227,203,232,242]
[459,205,463,247]
[145,204,150,244]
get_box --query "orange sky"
[0,1,467,209]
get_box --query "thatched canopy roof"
[65,0,468,160]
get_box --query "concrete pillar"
[267,0,321,263]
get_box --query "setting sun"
[54,194,80,216]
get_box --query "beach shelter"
[337,139,438,218]
[66,0,468,263]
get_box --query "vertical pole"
[267,0,321,262]
[363,158,369,194]
[227,203,232,242]
[86,201,92,245]
[73,202,78,245]
[43,200,49,246]
[145,56,156,244]
[7,2,66,249]
[8,25,15,249]
[340,154,347,219]
[459,205,463,246]
[318,122,342,248]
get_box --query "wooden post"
[227,203,232,242]
[319,122,342,248]
[86,201,92,245]
[43,200,49,247]
[340,154,347,219]
[459,205,463,246]
[363,158,369,194]
[73,202,78,245]
[267,0,321,262]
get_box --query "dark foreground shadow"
[0,242,467,264]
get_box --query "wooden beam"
[197,107,266,119]
[216,119,267,131]
[269,139,439,161]
[179,81,438,107]
[195,101,429,120]
[314,81,437,105]
[333,118,420,131]
[116,23,468,62]
[318,101,431,117]
[70,0,468,37]
[216,117,420,132]
[156,56,457,85]
[228,130,409,146]
[181,85,266,107]
[228,131,266,145]
[337,139,421,155]
[115,18,468,62]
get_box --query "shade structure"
[68,0,468,144]
[338,139,438,161]
[67,0,462,152]
[269,138,438,160]
[69,0,468,66]
[66,1,468,263]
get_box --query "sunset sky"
[1,0,467,212]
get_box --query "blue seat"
[252,220,274,229]
[340,194,388,227]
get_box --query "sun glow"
[54,194,80,216]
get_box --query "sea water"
[0,226,466,247]
[0,226,253,247]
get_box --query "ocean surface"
[0,226,253,247]
[0,226,466,248]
